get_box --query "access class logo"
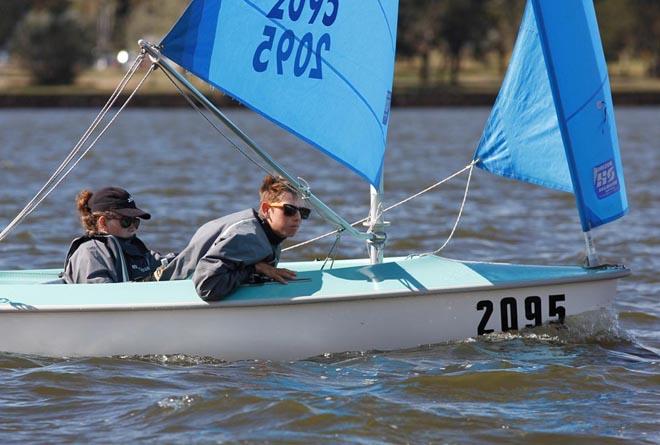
[593,159,619,199]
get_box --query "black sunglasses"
[271,203,311,220]
[111,216,140,229]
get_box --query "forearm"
[192,263,255,301]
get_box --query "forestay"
[160,0,399,188]
[474,0,628,231]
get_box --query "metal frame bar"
[139,40,370,241]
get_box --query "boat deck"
[0,256,628,311]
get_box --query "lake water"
[0,107,658,443]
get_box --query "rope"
[158,66,354,236]
[283,160,478,252]
[0,55,150,243]
[425,160,475,255]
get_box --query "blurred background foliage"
[0,0,658,87]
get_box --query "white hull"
[0,266,620,360]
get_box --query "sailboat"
[0,0,629,360]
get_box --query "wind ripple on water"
[0,108,658,442]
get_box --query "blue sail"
[160,0,398,188]
[474,0,628,231]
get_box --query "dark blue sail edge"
[160,0,221,81]
[474,0,628,231]
[160,0,398,188]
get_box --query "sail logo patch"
[593,159,619,199]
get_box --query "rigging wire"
[157,65,348,234]
[0,48,477,256]
[0,55,150,243]
[156,67,274,177]
[320,232,342,271]
[283,160,478,252]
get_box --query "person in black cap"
[62,186,171,284]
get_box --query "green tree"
[632,0,660,77]
[123,0,186,48]
[397,0,443,85]
[594,0,636,62]
[0,0,31,49]
[438,0,491,85]
[10,7,94,84]
[484,0,525,75]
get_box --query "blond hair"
[259,175,298,204]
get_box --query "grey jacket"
[159,209,281,301]
[63,235,162,284]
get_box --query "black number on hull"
[477,300,494,335]
[476,294,567,335]
[500,297,518,331]
[524,296,542,328]
[549,294,566,323]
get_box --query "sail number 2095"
[476,294,566,335]
[252,0,338,79]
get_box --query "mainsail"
[160,0,399,188]
[474,0,628,231]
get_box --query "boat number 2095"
[476,294,566,335]
[253,0,339,79]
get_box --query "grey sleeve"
[63,243,120,284]
[192,232,266,301]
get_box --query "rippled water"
[0,107,658,442]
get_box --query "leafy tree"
[484,0,525,75]
[632,0,660,77]
[594,0,636,62]
[0,0,31,49]
[438,0,491,85]
[10,7,94,84]
[397,0,444,85]
[123,0,187,49]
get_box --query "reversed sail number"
[253,0,338,79]
[266,0,338,26]
[476,294,566,335]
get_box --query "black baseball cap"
[88,187,151,219]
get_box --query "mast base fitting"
[366,231,387,244]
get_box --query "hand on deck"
[254,262,297,284]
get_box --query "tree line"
[1,0,658,85]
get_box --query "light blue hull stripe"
[0,256,626,310]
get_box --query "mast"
[140,41,371,242]
[365,170,387,264]
[583,231,599,267]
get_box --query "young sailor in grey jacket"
[158,175,310,301]
[63,187,166,284]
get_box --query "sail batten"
[161,0,398,188]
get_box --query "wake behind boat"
[0,0,630,360]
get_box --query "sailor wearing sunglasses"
[63,187,170,284]
[158,175,311,301]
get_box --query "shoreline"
[1,89,659,108]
